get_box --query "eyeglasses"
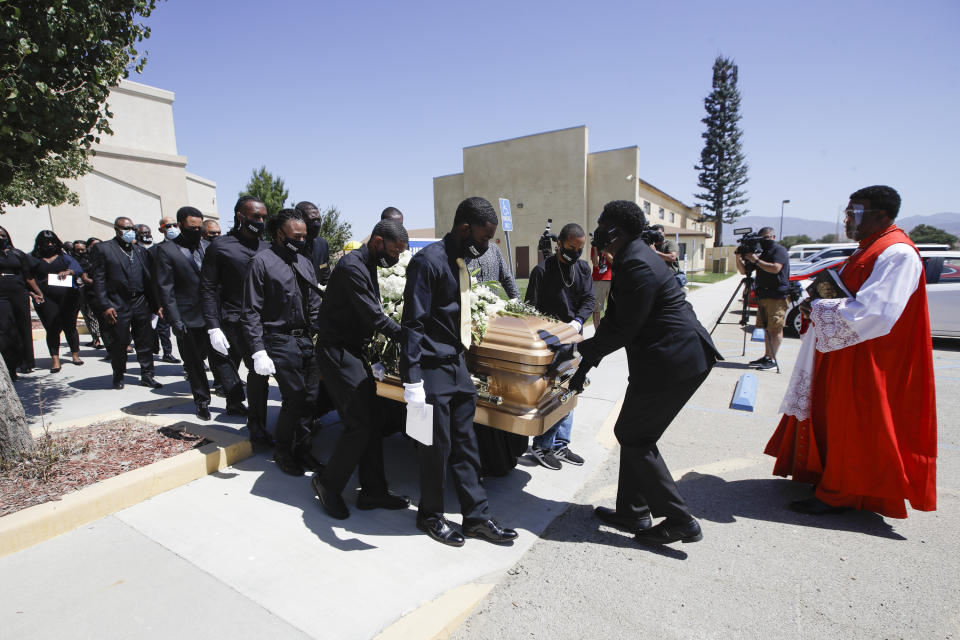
[161,223,177,230]
[116,225,136,231]
[843,208,881,216]
[207,231,221,237]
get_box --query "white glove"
[403,381,426,408]
[252,350,276,376]
[371,362,386,381]
[568,319,583,333]
[208,328,231,356]
[508,298,519,304]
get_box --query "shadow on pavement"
[679,472,907,540]
[13,373,79,420]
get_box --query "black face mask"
[138,236,153,246]
[463,233,488,259]
[282,236,307,254]
[181,227,202,245]
[40,244,58,258]
[0,238,10,250]
[590,225,619,250]
[378,252,399,268]
[306,219,322,238]
[760,237,775,251]
[559,244,582,263]
[238,215,265,236]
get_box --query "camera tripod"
[710,275,780,373]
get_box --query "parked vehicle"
[783,249,960,338]
[787,243,834,261]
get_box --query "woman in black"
[30,230,85,372]
[71,240,103,349]
[0,225,43,377]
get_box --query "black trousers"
[264,332,318,454]
[220,320,268,435]
[174,325,211,406]
[418,356,488,520]
[0,297,21,372]
[78,288,102,344]
[34,288,81,356]
[316,345,388,495]
[154,316,172,356]
[614,367,713,522]
[106,295,155,380]
[0,291,34,369]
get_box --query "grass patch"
[687,272,736,284]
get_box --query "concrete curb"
[0,422,252,558]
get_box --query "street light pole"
[779,199,790,238]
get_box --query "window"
[643,201,651,216]
[669,212,675,223]
[658,207,664,219]
[941,258,960,281]
[700,244,705,259]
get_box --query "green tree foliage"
[0,0,158,212]
[0,0,159,460]
[780,234,813,249]
[318,205,353,258]
[694,56,749,246]
[240,166,289,236]
[909,224,958,247]
[817,233,840,243]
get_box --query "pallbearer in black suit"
[201,197,271,442]
[555,200,722,545]
[89,216,163,390]
[154,206,217,420]
[294,201,331,286]
[400,197,518,547]
[241,209,323,476]
[311,219,411,519]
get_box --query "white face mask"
[165,227,181,241]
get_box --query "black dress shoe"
[789,497,848,515]
[295,448,326,474]
[311,476,350,520]
[50,366,61,374]
[140,375,163,389]
[160,354,181,364]
[356,490,411,511]
[634,518,703,545]
[462,517,518,544]
[417,516,465,547]
[249,429,274,447]
[195,402,211,421]
[274,450,304,476]
[225,403,248,416]
[594,506,653,533]
[112,378,125,390]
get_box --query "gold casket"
[376,315,583,436]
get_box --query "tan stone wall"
[460,126,588,276]
[433,173,464,236]
[586,147,638,232]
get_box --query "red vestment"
[765,226,937,518]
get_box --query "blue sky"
[133,0,960,235]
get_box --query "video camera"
[734,230,764,256]
[538,218,557,258]
[641,227,664,247]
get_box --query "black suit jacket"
[154,238,209,329]
[578,237,721,386]
[89,238,157,313]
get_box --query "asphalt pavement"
[453,290,960,640]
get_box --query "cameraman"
[647,225,680,274]
[736,227,790,370]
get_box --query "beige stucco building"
[434,126,713,277]
[0,80,217,247]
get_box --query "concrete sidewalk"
[0,276,743,639]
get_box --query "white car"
[783,249,960,338]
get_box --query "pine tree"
[241,166,289,217]
[694,56,749,246]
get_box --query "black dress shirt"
[315,244,400,351]
[400,234,467,383]
[0,249,32,296]
[524,255,596,324]
[240,243,322,354]
[200,231,268,329]
[304,235,331,286]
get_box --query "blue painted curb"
[751,328,766,342]
[731,372,758,411]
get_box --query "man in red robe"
[765,185,937,518]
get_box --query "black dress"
[31,253,82,356]
[0,248,35,370]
